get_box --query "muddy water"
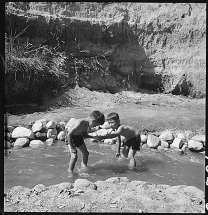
[4,140,205,193]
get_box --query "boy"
[96,112,141,169]
[65,110,105,175]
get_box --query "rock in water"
[147,134,160,148]
[57,131,65,141]
[188,139,204,151]
[159,130,174,143]
[12,127,35,139]
[32,122,43,133]
[47,129,57,140]
[191,135,205,145]
[46,121,56,129]
[171,138,184,149]
[14,138,30,148]
[29,140,45,148]
[35,132,47,141]
[140,134,147,143]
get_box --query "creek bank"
[4,176,205,213]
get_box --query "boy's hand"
[115,153,120,158]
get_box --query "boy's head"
[89,110,105,127]
[106,112,120,129]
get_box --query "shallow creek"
[4,139,205,193]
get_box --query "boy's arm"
[115,135,121,157]
[96,127,122,140]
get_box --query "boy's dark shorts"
[65,134,84,148]
[125,134,141,151]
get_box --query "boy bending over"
[65,110,105,175]
[96,112,141,169]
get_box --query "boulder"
[5,132,12,142]
[12,127,35,139]
[120,136,126,143]
[46,121,56,129]
[177,133,186,140]
[161,140,169,148]
[5,125,14,133]
[105,177,130,183]
[191,135,205,145]
[104,139,115,145]
[171,138,184,149]
[47,128,57,140]
[46,138,56,146]
[159,130,174,142]
[59,121,66,130]
[185,131,195,140]
[14,138,30,148]
[4,141,13,149]
[147,134,160,148]
[35,132,47,141]
[35,119,48,128]
[141,134,147,143]
[73,179,97,191]
[57,131,66,141]
[29,140,45,148]
[32,122,43,133]
[188,139,204,151]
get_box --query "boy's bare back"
[65,118,90,135]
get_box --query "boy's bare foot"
[80,163,90,173]
[67,169,76,177]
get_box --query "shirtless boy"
[65,110,105,175]
[96,112,141,169]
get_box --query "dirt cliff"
[5,3,206,102]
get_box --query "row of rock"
[4,119,205,154]
[4,119,67,149]
[141,130,205,153]
[90,126,205,154]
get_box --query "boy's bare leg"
[128,148,137,169]
[122,145,129,158]
[77,143,90,172]
[68,145,78,175]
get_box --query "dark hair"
[106,112,119,121]
[90,110,105,125]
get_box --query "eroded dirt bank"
[4,177,205,213]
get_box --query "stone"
[100,122,111,129]
[32,122,43,133]
[32,184,46,193]
[35,119,48,128]
[4,141,13,149]
[73,179,97,190]
[46,138,56,146]
[191,135,205,145]
[188,139,204,151]
[29,140,45,148]
[14,138,30,148]
[104,139,115,145]
[50,182,72,193]
[147,134,160,148]
[12,127,35,139]
[161,140,169,148]
[120,136,126,143]
[171,138,184,149]
[59,121,66,129]
[46,121,56,129]
[159,130,174,142]
[57,131,66,141]
[185,131,195,140]
[105,177,130,183]
[141,134,147,143]
[5,125,14,133]
[47,128,57,140]
[35,132,47,141]
[177,133,186,140]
